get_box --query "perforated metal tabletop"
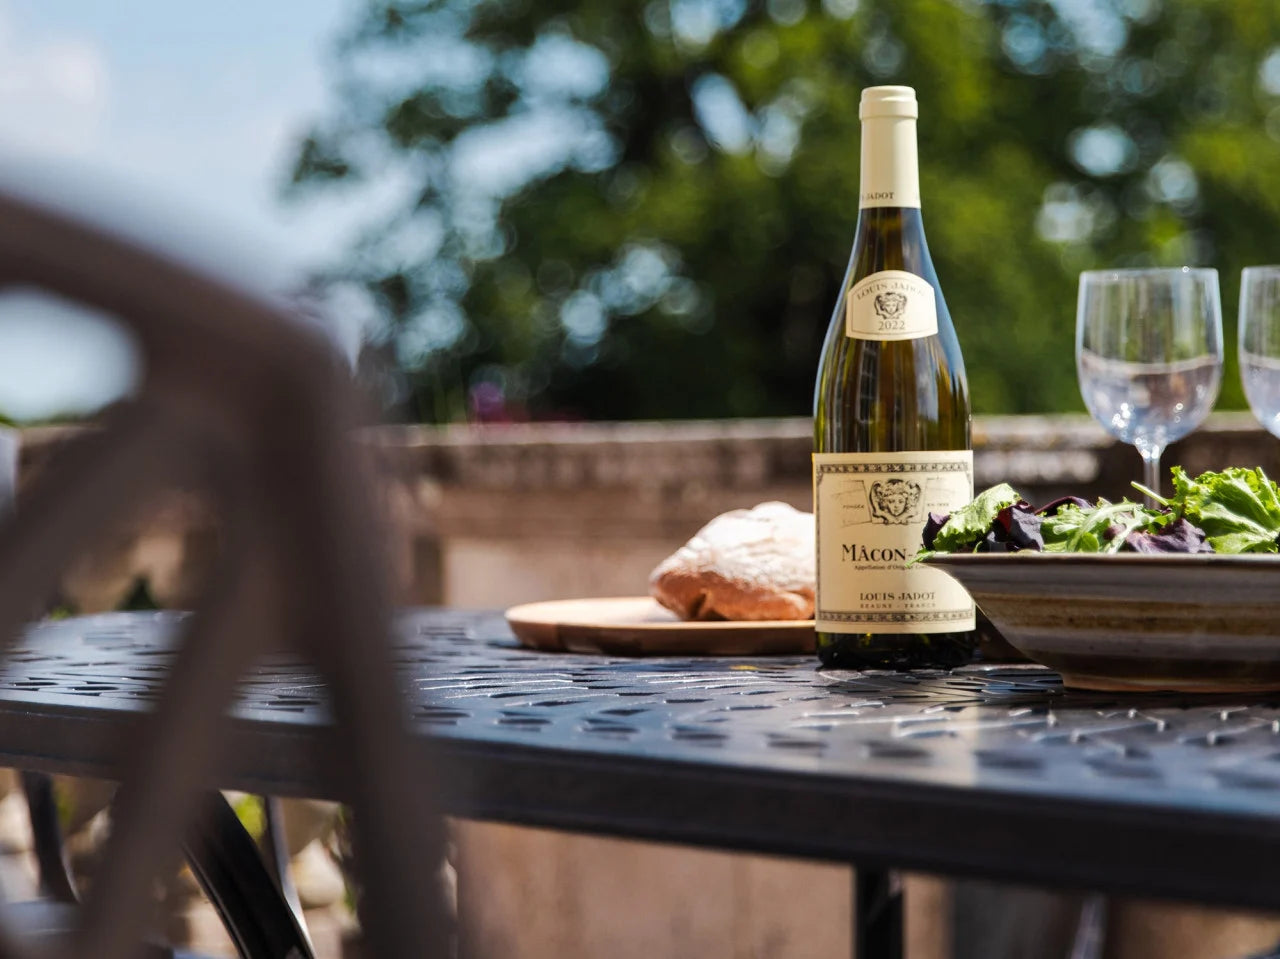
[1,609,1279,910]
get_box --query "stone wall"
[22,413,1280,612]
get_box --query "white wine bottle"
[812,85,976,669]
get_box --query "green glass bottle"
[812,85,977,669]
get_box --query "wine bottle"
[812,85,976,669]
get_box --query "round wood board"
[505,597,815,656]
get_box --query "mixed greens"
[919,467,1280,557]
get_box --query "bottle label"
[845,270,938,341]
[813,450,975,634]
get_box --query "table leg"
[261,796,309,933]
[24,774,313,959]
[855,868,902,959]
[1068,895,1108,959]
[182,791,315,959]
[21,770,78,904]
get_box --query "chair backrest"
[0,185,447,958]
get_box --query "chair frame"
[0,187,447,958]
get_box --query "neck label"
[846,270,938,340]
[860,116,920,209]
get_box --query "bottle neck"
[859,115,921,210]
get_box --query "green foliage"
[47,577,160,620]
[231,793,267,841]
[118,578,160,612]
[290,0,1280,421]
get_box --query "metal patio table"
[4,608,1280,957]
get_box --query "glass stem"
[1140,445,1164,505]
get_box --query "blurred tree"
[288,0,1280,422]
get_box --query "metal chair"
[0,184,449,958]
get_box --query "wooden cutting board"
[505,597,815,656]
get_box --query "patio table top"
[1,609,1280,910]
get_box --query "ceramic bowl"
[925,553,1280,692]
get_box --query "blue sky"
[0,0,358,419]
[0,0,354,262]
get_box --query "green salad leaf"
[917,465,1280,557]
[1155,466,1280,554]
[1039,499,1168,554]
[929,482,1021,553]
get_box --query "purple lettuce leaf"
[1036,496,1092,516]
[1123,517,1214,554]
[922,511,950,551]
[996,504,1045,551]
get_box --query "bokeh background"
[289,0,1280,424]
[3,0,1280,424]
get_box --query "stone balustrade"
[18,412,1280,613]
[371,411,1277,608]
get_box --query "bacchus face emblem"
[874,291,908,320]
[869,479,921,524]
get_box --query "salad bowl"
[925,552,1280,692]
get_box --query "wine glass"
[1076,268,1223,498]
[1239,266,1280,438]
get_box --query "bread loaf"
[648,502,815,621]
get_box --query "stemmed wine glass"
[1239,266,1280,438]
[1076,268,1223,498]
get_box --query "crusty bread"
[648,502,815,621]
